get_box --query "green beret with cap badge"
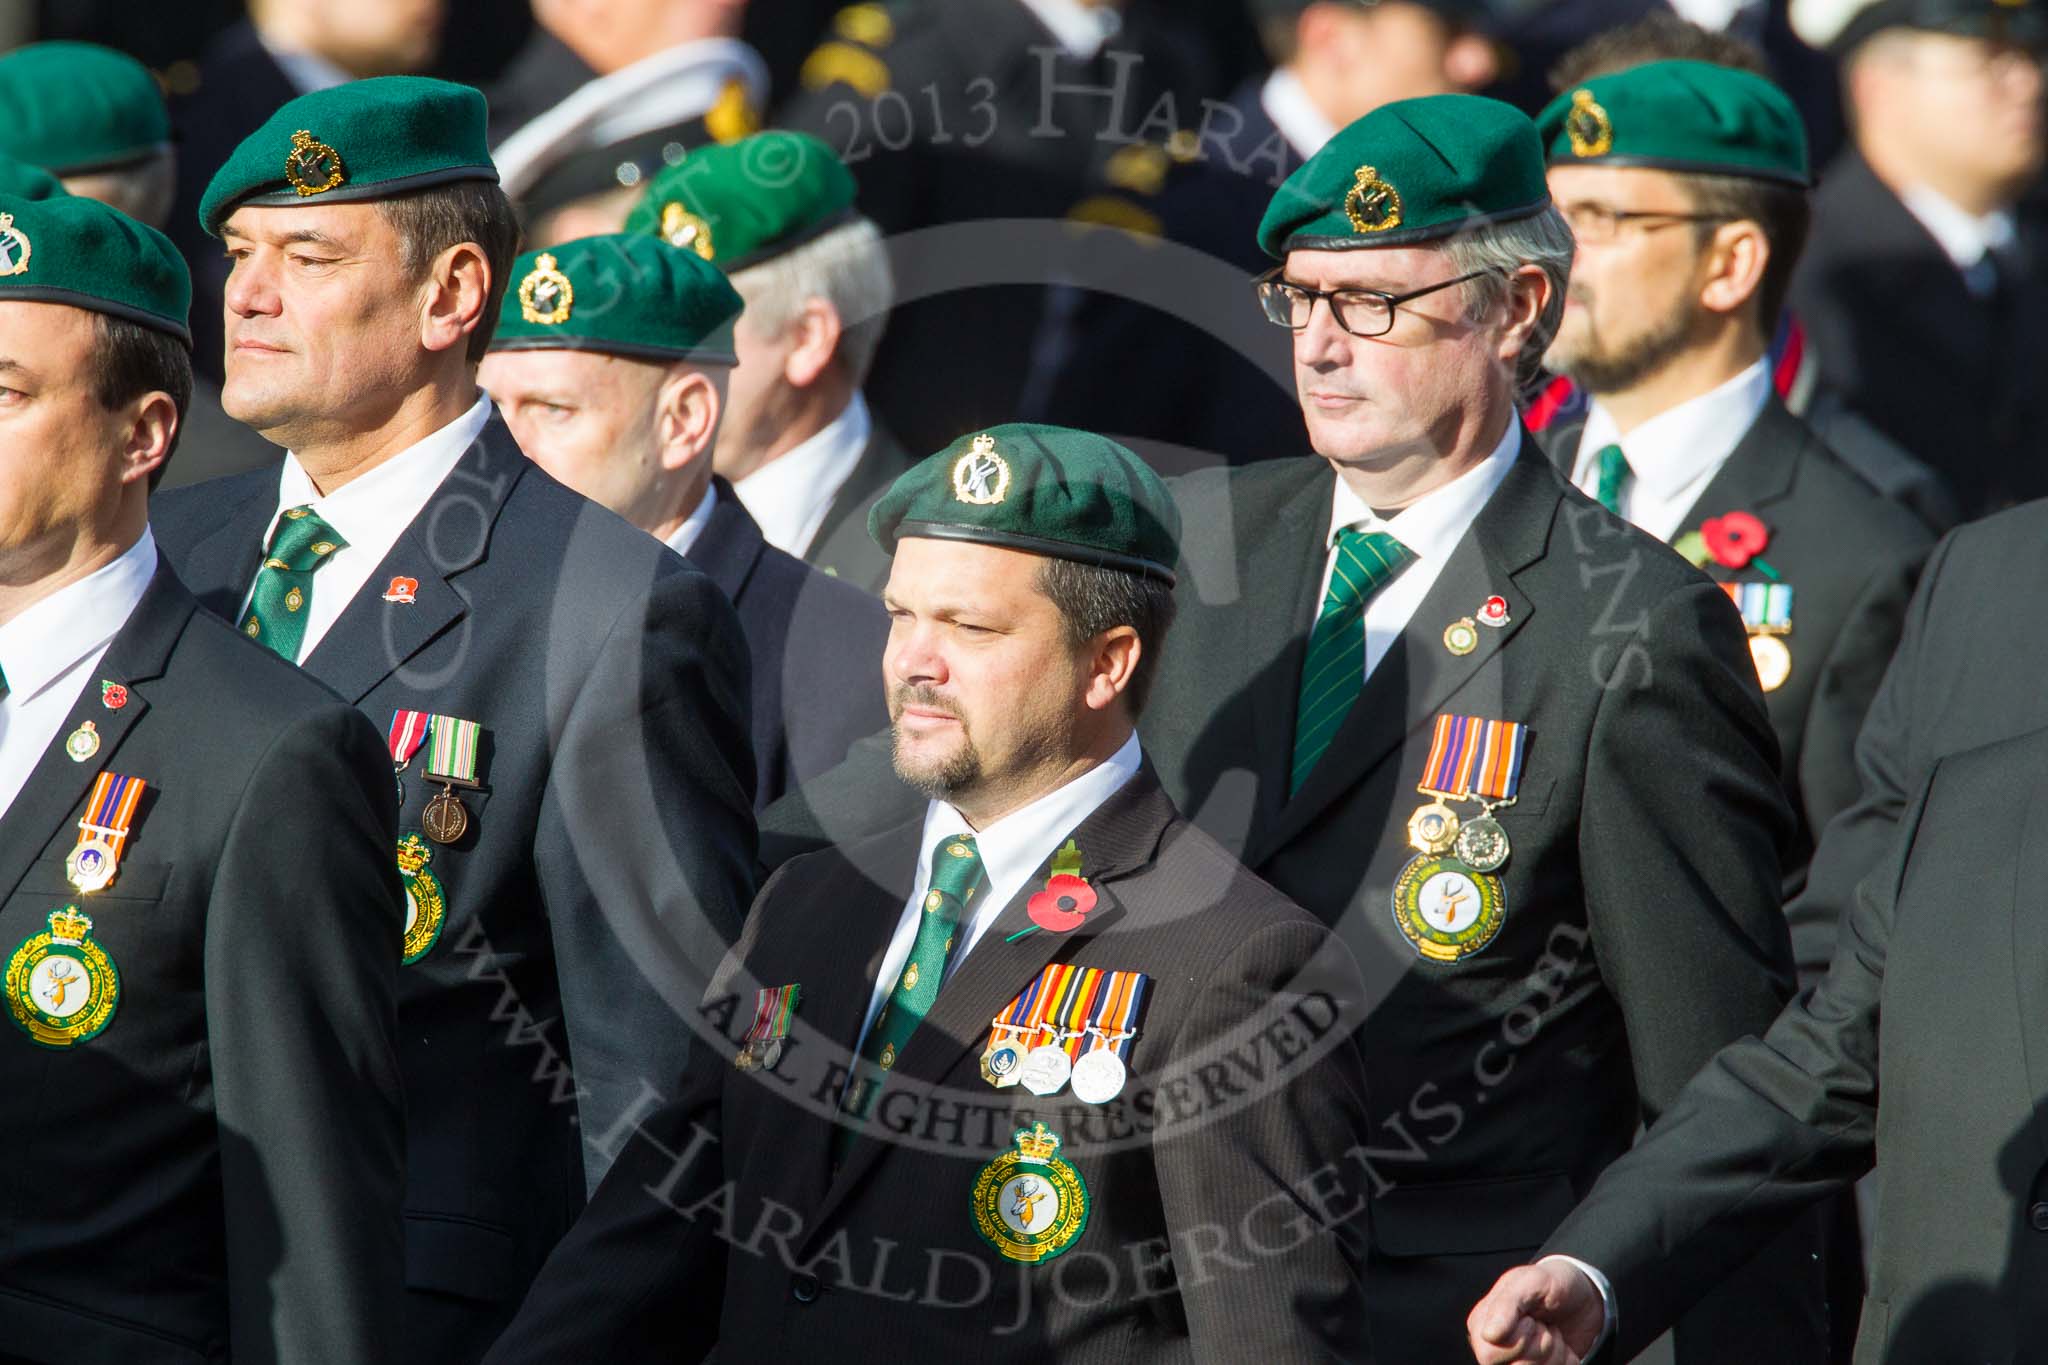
[0,191,190,342]
[1257,94,1551,259]
[1537,60,1810,187]
[489,232,743,363]
[868,423,1181,584]
[623,130,858,272]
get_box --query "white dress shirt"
[731,391,872,558]
[239,395,491,663]
[1260,66,1339,161]
[0,531,158,817]
[1019,0,1124,58]
[1321,421,1520,684]
[850,733,1143,1061]
[1570,359,1773,543]
[1898,183,2018,297]
[258,38,352,95]
[662,481,719,558]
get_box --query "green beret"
[0,43,170,176]
[0,192,190,342]
[868,424,1181,584]
[1537,61,1809,187]
[198,76,497,236]
[1257,94,1551,259]
[489,233,742,364]
[0,156,68,202]
[622,131,857,272]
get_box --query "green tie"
[239,505,347,662]
[838,834,985,1151]
[1593,443,1630,515]
[1290,528,1415,794]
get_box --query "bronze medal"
[421,784,469,844]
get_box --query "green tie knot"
[1594,443,1630,515]
[240,505,350,659]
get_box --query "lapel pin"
[382,576,420,605]
[64,721,100,763]
[99,681,128,710]
[1444,617,1479,656]
[1476,595,1510,629]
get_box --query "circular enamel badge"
[971,1123,1090,1263]
[1392,854,1507,963]
[7,907,119,1048]
[1444,618,1479,656]
[397,834,447,964]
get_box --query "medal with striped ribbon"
[1070,971,1151,1104]
[734,983,801,1071]
[1722,582,1795,693]
[981,969,1046,1087]
[421,715,482,844]
[65,772,147,895]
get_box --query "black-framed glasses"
[1253,266,1498,338]
[1558,201,1731,245]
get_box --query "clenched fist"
[1466,1259,1606,1364]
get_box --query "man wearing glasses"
[1140,93,1824,1362]
[1536,60,1932,919]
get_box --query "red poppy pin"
[99,681,128,710]
[382,576,420,604]
[1009,840,1096,941]
[1698,512,1782,580]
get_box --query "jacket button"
[2031,1203,2048,1232]
[792,1272,820,1303]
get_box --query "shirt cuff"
[1537,1254,1615,1358]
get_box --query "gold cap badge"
[0,212,31,277]
[518,253,575,325]
[1566,90,1614,158]
[284,129,346,197]
[951,433,1011,506]
[1344,165,1403,235]
[660,202,716,260]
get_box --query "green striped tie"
[1593,443,1630,515]
[838,834,986,1155]
[1290,528,1415,794]
[239,505,347,662]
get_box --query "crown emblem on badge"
[47,907,92,946]
[1567,89,1614,158]
[0,212,31,277]
[660,202,716,260]
[396,833,432,878]
[1014,1122,1061,1163]
[285,129,346,196]
[518,253,575,325]
[1344,165,1403,235]
[951,433,1012,506]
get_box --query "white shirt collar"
[1575,358,1773,503]
[1261,67,1339,160]
[731,390,872,557]
[1897,182,2017,272]
[258,37,353,95]
[663,480,719,558]
[490,39,770,198]
[271,395,492,554]
[1326,420,1522,557]
[1018,0,1124,58]
[0,531,157,706]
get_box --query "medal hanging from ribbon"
[1071,970,1149,1104]
[1722,582,1795,693]
[1018,965,1105,1097]
[735,982,801,1072]
[65,771,147,895]
[1393,713,1526,963]
[387,709,430,806]
[981,969,1047,1087]
[420,714,481,845]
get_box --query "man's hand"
[1467,1259,1606,1364]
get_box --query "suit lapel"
[161,474,276,623]
[807,423,908,573]
[803,771,1177,1245]
[2011,773,2048,1171]
[1671,398,1806,544]
[301,418,529,703]
[1239,466,1336,840]
[1253,443,1560,862]
[0,568,189,900]
[681,476,767,605]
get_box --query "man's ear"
[656,365,727,472]
[420,241,492,357]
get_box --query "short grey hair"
[1441,205,1575,392]
[729,216,894,385]
[65,150,176,231]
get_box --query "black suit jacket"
[798,419,915,595]
[1547,722,2048,1363]
[149,416,759,1365]
[0,564,404,1365]
[684,479,889,809]
[482,765,1375,1363]
[1141,443,1824,1362]
[1543,398,1931,895]
[1790,151,2048,519]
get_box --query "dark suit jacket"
[481,766,1376,1363]
[0,564,404,1365]
[1547,722,2048,1363]
[1543,398,1931,895]
[150,415,759,1365]
[798,419,914,596]
[684,479,889,809]
[1141,443,1824,1362]
[1790,151,2048,519]
[1786,498,2048,979]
